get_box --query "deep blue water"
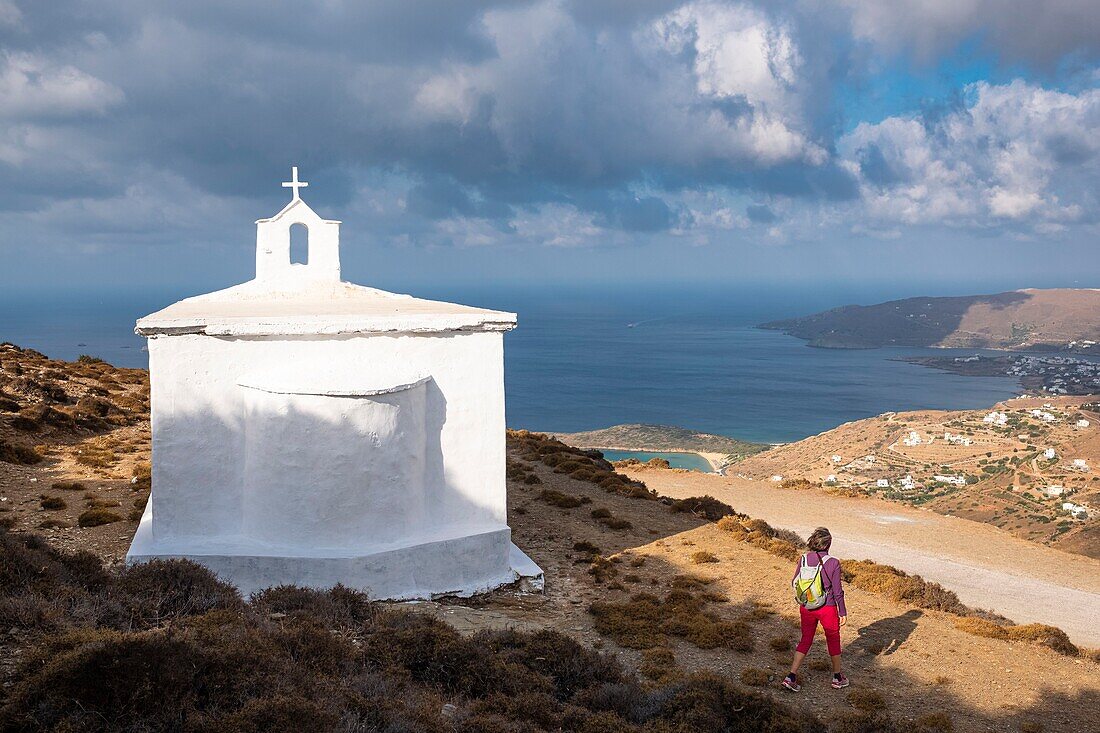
[0,285,1021,444]
[600,450,715,473]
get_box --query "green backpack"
[793,553,831,610]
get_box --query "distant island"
[760,288,1100,351]
[552,423,769,462]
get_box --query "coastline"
[562,442,728,473]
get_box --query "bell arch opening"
[289,223,309,265]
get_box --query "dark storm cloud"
[0,0,1095,257]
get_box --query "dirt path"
[626,467,1100,647]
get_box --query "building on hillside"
[831,454,843,463]
[1046,486,1065,497]
[944,431,972,446]
[933,474,967,487]
[1078,419,1091,428]
[1030,409,1056,422]
[902,431,922,447]
[875,478,890,488]
[1072,459,1090,472]
[126,168,542,599]
[982,411,1008,426]
[1043,448,1057,460]
[771,475,784,482]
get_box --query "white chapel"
[126,168,543,598]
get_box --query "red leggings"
[796,604,841,656]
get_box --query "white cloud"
[412,0,824,180]
[0,52,123,119]
[840,0,1099,65]
[0,0,21,27]
[841,80,1099,232]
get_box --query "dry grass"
[953,617,1079,657]
[0,439,42,465]
[848,688,887,712]
[739,667,771,686]
[50,481,86,491]
[38,496,66,510]
[589,590,754,652]
[77,509,122,528]
[690,551,719,564]
[639,647,681,683]
[508,430,658,501]
[537,489,591,509]
[0,527,821,733]
[669,495,738,521]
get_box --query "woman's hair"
[807,527,832,552]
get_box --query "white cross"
[282,166,308,200]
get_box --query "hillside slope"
[761,288,1100,350]
[554,423,768,460]
[731,396,1100,558]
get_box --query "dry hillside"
[761,288,1100,350]
[2,345,1099,732]
[732,396,1100,558]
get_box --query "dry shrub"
[639,647,680,683]
[601,517,633,531]
[77,508,122,527]
[848,688,886,712]
[523,473,542,485]
[75,446,117,468]
[37,519,69,529]
[768,636,791,652]
[670,574,714,589]
[669,495,739,521]
[507,430,657,501]
[739,667,770,686]
[916,712,955,732]
[589,591,752,652]
[86,498,121,509]
[0,439,43,465]
[779,478,818,490]
[51,481,86,491]
[843,561,969,615]
[716,515,806,561]
[538,489,591,509]
[591,507,612,519]
[953,617,1079,657]
[39,496,67,510]
[574,540,602,555]
[690,551,719,564]
[807,658,831,672]
[588,556,619,584]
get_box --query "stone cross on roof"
[282,166,308,201]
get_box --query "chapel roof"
[136,168,516,337]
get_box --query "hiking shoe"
[782,674,801,692]
[831,674,850,689]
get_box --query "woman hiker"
[783,526,849,691]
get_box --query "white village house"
[126,169,542,599]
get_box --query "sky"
[0,0,1098,298]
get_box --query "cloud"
[0,0,1095,265]
[840,0,1099,66]
[0,52,123,119]
[841,80,1099,232]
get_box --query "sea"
[0,283,1022,445]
